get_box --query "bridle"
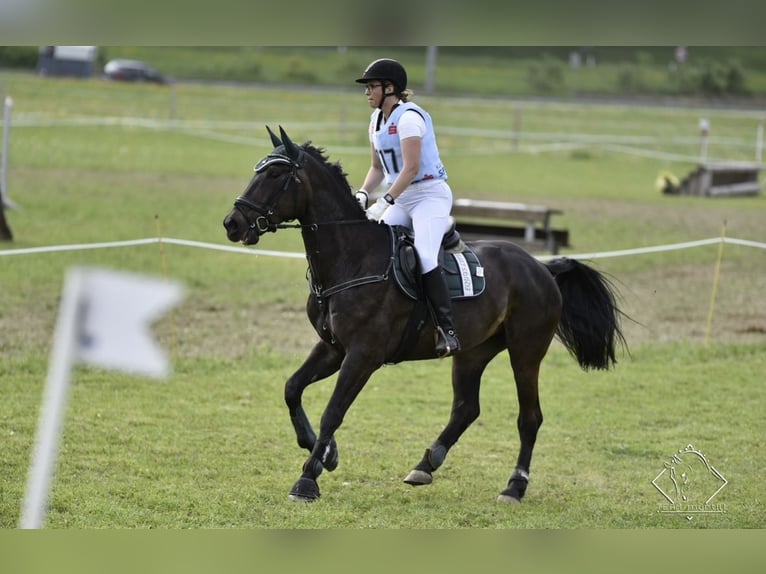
[233,151,304,235]
[230,131,394,314]
[232,148,367,235]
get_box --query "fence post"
[698,118,709,163]
[424,46,438,94]
[1,96,12,208]
[1,95,15,239]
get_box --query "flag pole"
[19,268,84,529]
[155,214,178,363]
[704,221,726,347]
[20,266,183,528]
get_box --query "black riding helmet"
[355,58,408,93]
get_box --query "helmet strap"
[377,84,399,110]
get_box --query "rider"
[354,58,460,357]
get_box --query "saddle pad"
[394,244,486,301]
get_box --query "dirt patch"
[614,259,765,345]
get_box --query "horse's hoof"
[499,470,528,502]
[498,481,526,502]
[496,494,521,504]
[289,477,320,502]
[403,469,433,486]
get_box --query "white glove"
[365,197,390,222]
[354,189,368,209]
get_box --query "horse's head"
[223,126,309,246]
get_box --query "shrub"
[617,64,644,93]
[0,46,38,69]
[635,51,655,67]
[693,59,748,95]
[526,55,566,94]
[724,59,748,94]
[285,57,318,84]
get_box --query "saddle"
[392,223,486,301]
[384,223,484,365]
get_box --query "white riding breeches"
[381,180,453,273]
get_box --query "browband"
[255,151,303,173]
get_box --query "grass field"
[0,71,764,529]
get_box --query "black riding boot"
[422,268,461,357]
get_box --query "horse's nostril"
[224,215,237,232]
[223,215,242,241]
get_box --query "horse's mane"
[296,141,367,217]
[301,141,354,196]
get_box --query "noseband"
[233,152,303,235]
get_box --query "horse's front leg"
[289,354,378,502]
[284,340,344,468]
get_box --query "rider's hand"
[354,189,368,209]
[365,197,390,222]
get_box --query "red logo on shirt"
[388,124,397,135]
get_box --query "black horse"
[223,126,626,503]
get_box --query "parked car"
[103,59,169,84]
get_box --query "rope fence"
[2,233,763,346]
[1,235,764,260]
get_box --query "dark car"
[103,59,169,85]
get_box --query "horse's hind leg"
[497,325,553,503]
[404,341,502,486]
[284,340,344,470]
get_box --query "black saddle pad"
[392,231,486,301]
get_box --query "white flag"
[20,267,184,528]
[74,267,184,378]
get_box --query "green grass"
[1,345,762,528]
[0,72,764,528]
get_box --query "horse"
[223,126,627,503]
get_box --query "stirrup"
[434,327,460,358]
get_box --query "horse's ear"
[266,125,282,149]
[279,125,301,162]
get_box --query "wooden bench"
[450,198,569,254]
[673,162,762,197]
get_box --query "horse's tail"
[545,257,627,371]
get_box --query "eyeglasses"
[364,83,383,93]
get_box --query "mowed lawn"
[0,72,763,528]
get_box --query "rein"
[235,149,394,304]
[269,219,369,231]
[306,225,397,304]
[234,152,367,233]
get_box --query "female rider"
[355,58,460,357]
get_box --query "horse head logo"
[653,444,727,507]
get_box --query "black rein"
[233,152,395,303]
